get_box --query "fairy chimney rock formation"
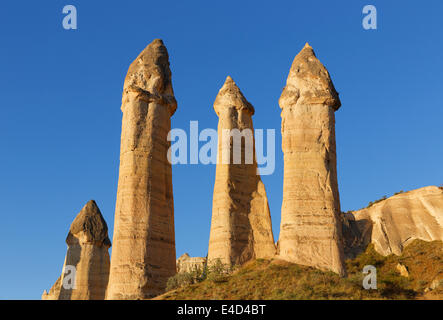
[42,200,111,300]
[106,39,177,300]
[207,76,276,266]
[278,43,346,276]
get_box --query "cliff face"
[278,43,346,276]
[176,253,206,273]
[42,200,111,300]
[207,76,276,266]
[344,186,443,257]
[107,39,177,300]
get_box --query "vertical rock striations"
[278,44,346,276]
[207,76,276,266]
[348,186,443,256]
[107,39,177,299]
[176,253,207,273]
[42,200,111,300]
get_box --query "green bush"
[166,272,195,291]
[165,259,235,291]
[166,263,208,291]
[206,259,233,283]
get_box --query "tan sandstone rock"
[278,43,346,276]
[350,186,443,256]
[396,263,409,277]
[41,276,62,300]
[106,39,177,299]
[176,253,206,273]
[207,76,276,266]
[42,200,111,300]
[430,278,442,290]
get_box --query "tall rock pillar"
[107,39,177,299]
[42,200,111,300]
[207,76,276,266]
[278,44,346,276]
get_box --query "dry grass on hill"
[156,240,443,300]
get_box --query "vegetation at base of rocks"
[166,272,195,291]
[159,240,443,300]
[166,259,235,291]
[205,259,238,283]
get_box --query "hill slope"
[157,240,443,300]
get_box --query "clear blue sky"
[0,1,442,299]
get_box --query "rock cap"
[123,38,177,115]
[66,200,111,248]
[279,43,341,111]
[214,76,255,116]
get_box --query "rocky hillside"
[342,186,443,258]
[157,240,443,300]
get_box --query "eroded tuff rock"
[344,186,443,257]
[278,43,346,276]
[107,39,177,299]
[176,253,206,273]
[207,76,276,266]
[396,263,409,277]
[41,276,62,300]
[42,200,111,300]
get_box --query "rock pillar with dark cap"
[42,200,111,300]
[107,39,177,299]
[207,76,276,266]
[278,44,346,276]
